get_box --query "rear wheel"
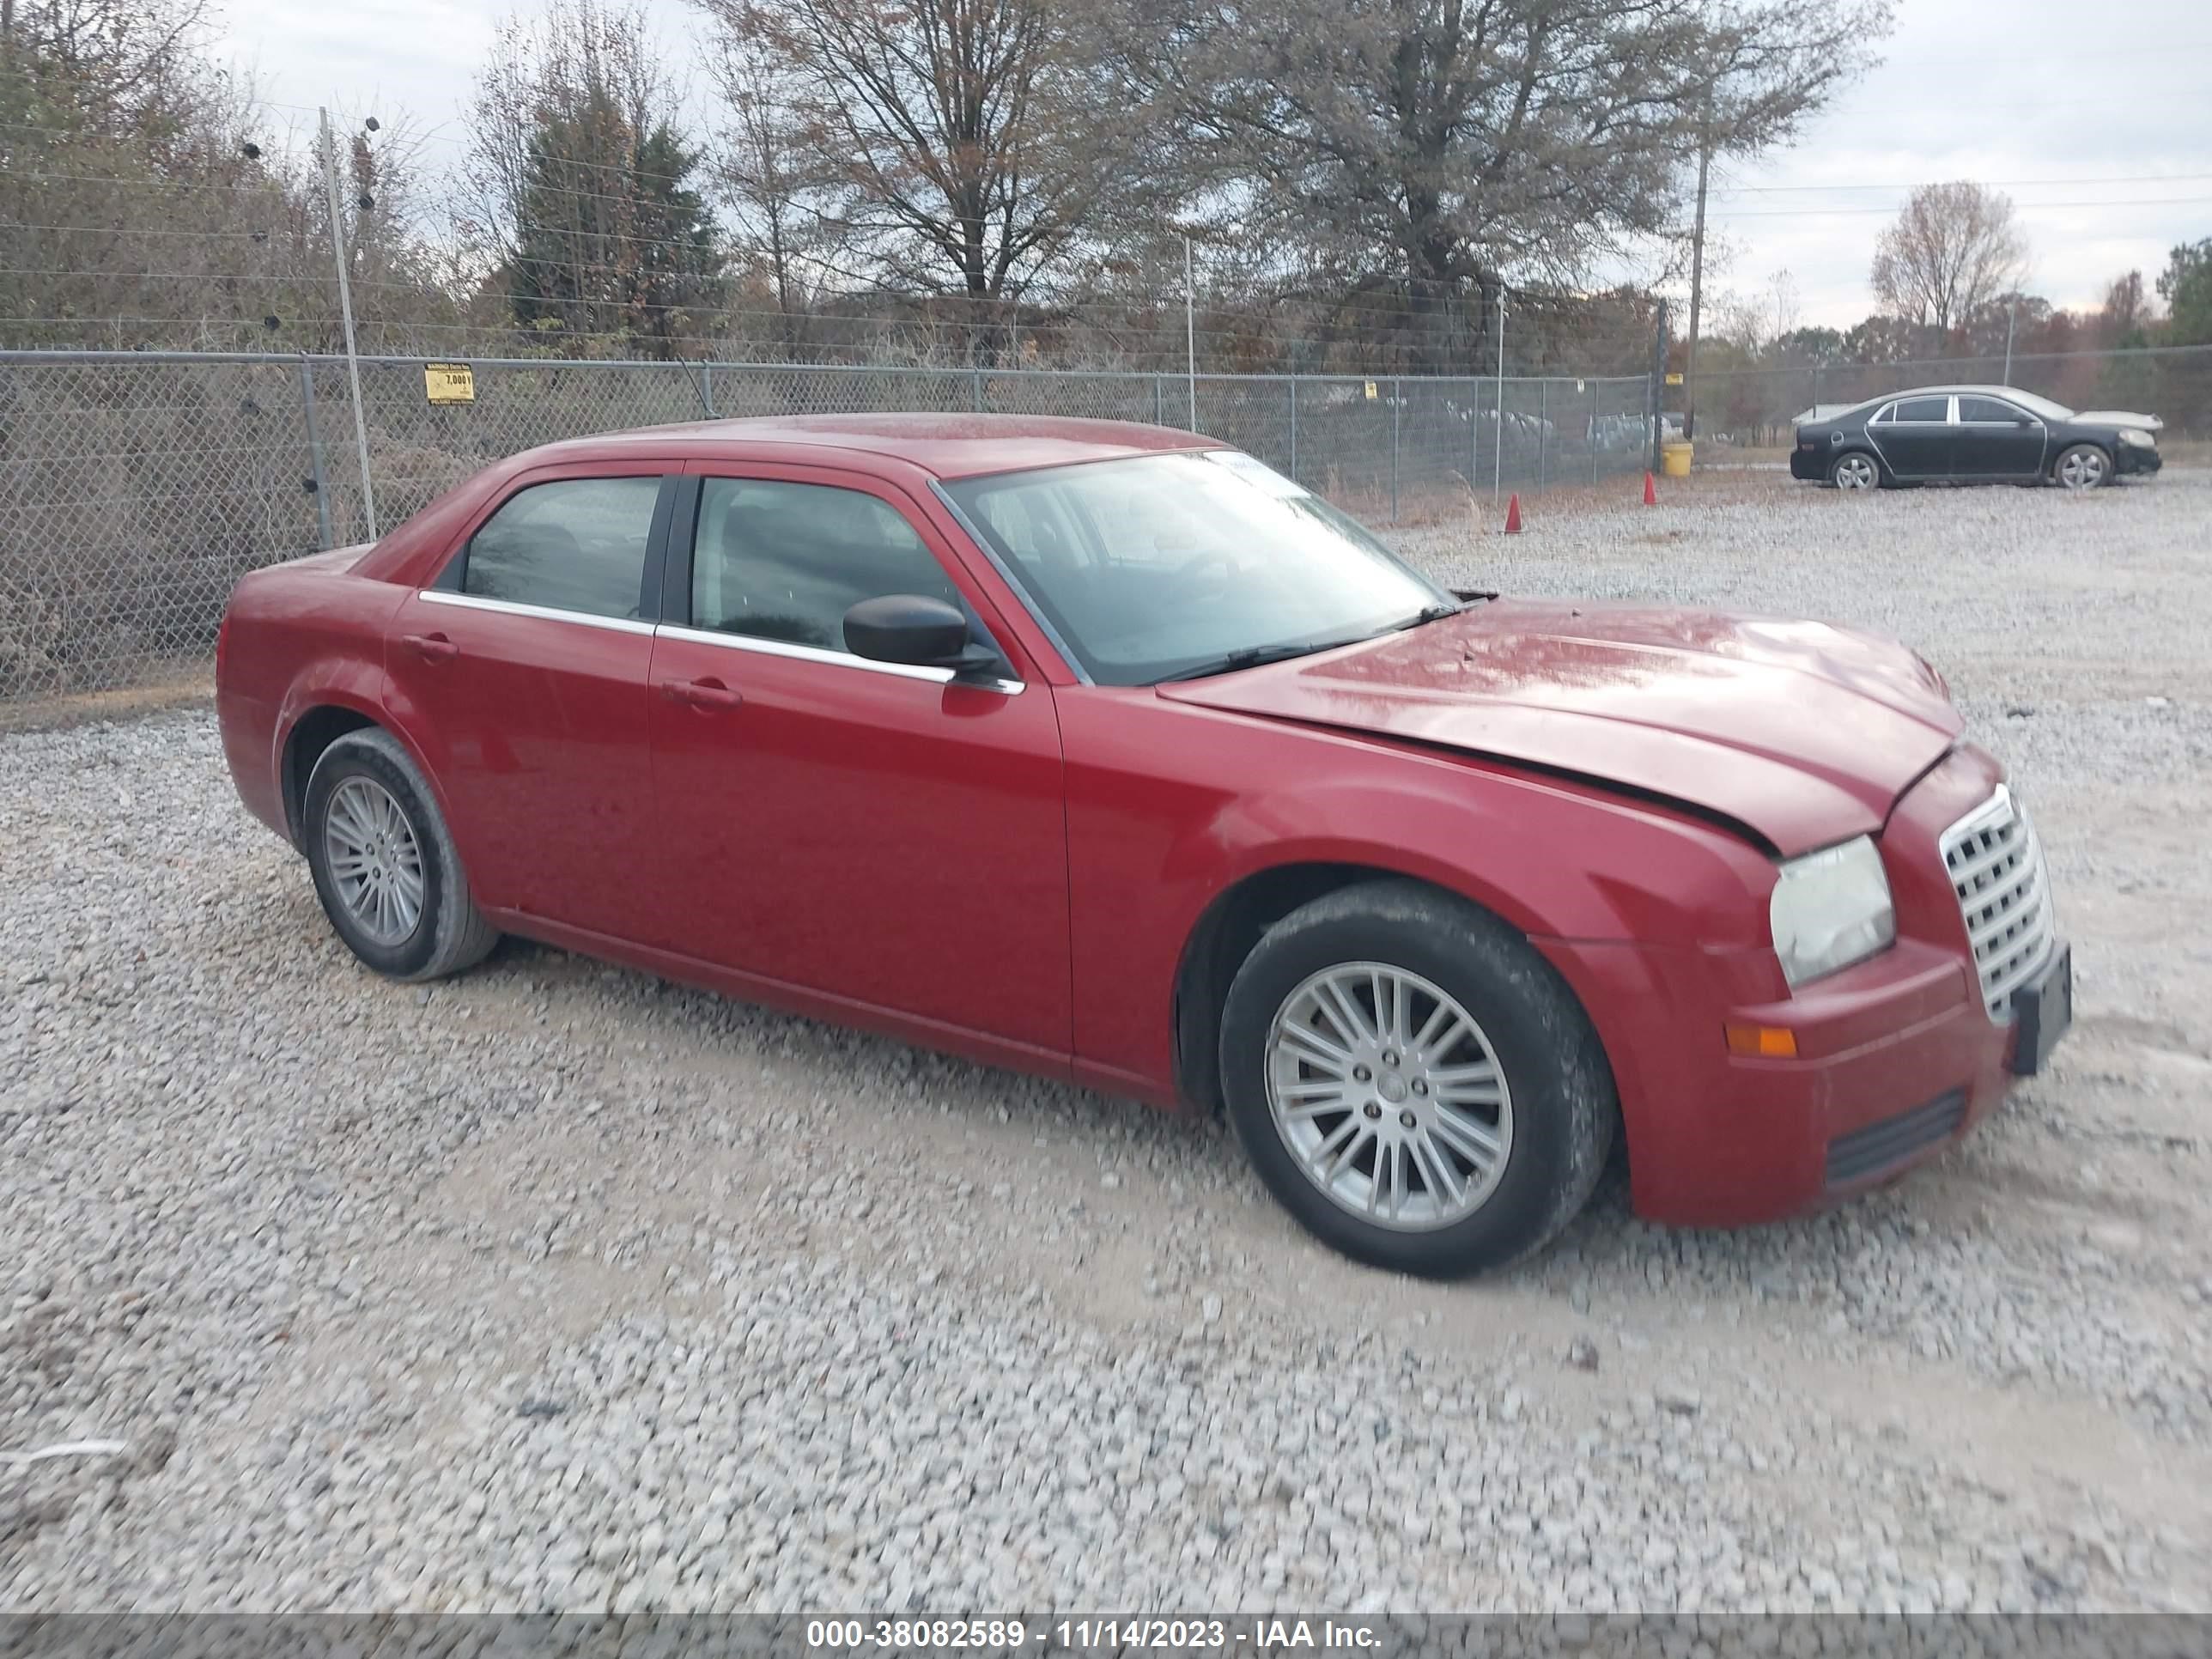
[1830,451,1881,490]
[303,727,498,981]
[2052,443,2110,490]
[1218,880,1615,1276]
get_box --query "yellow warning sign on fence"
[1664,372,1685,386]
[1363,381,1378,400]
[425,363,476,404]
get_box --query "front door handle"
[402,632,458,664]
[665,678,742,711]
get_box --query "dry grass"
[0,668,212,733]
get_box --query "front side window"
[1893,396,1951,423]
[690,477,962,652]
[462,476,661,620]
[944,451,1451,685]
[1959,396,2027,423]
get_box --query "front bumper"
[2115,443,2162,477]
[1537,745,2058,1227]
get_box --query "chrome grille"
[1940,786,2056,1022]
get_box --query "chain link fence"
[0,349,1655,705]
[1686,344,2212,449]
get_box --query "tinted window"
[1893,397,1950,423]
[691,478,961,652]
[463,477,660,620]
[1959,396,2027,423]
[1869,404,1895,424]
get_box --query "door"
[1953,395,2048,479]
[1869,394,1955,479]
[645,466,1072,1057]
[383,468,670,938]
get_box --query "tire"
[1218,879,1616,1277]
[1829,451,1881,491]
[2051,443,2111,490]
[302,726,498,981]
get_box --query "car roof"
[1849,385,2044,408]
[509,412,1223,481]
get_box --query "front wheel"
[1830,451,1881,490]
[303,727,498,981]
[1218,880,1616,1276]
[2052,443,2110,490]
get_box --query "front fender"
[1174,761,1777,951]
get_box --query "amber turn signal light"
[1724,1023,1799,1059]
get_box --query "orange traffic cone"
[1643,471,1658,507]
[1503,493,1522,534]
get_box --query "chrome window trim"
[928,479,1095,686]
[653,622,1024,696]
[417,589,655,635]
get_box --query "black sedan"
[1791,386,2162,490]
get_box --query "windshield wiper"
[1389,601,1464,631]
[1155,635,1367,683]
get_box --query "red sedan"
[216,414,2070,1274]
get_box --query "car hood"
[2072,409,2161,431]
[1156,599,1963,855]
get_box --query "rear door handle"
[665,678,742,711]
[401,632,458,664]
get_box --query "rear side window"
[691,478,962,652]
[1893,396,1950,423]
[462,477,661,620]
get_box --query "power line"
[1710,172,2212,197]
[1711,196,2212,219]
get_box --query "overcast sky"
[221,0,2212,330]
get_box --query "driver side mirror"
[842,594,1004,679]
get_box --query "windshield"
[2002,388,2075,421]
[941,451,1452,684]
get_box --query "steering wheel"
[1162,550,1238,604]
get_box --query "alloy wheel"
[2057,448,2107,489]
[1264,962,1515,1231]
[323,775,425,945]
[1833,453,1878,490]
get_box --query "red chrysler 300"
[216,413,2070,1274]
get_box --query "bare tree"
[1118,0,1890,371]
[2095,269,2151,345]
[705,34,847,328]
[689,0,1164,320]
[1869,181,2029,343]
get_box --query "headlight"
[1770,836,1896,988]
[2118,428,2155,448]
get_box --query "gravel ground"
[4,468,2210,1614]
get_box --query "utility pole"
[319,107,378,539]
[2002,291,2020,385]
[1493,288,1506,499]
[1184,233,1198,430]
[1685,96,1713,441]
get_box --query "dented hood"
[1157,599,1963,855]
